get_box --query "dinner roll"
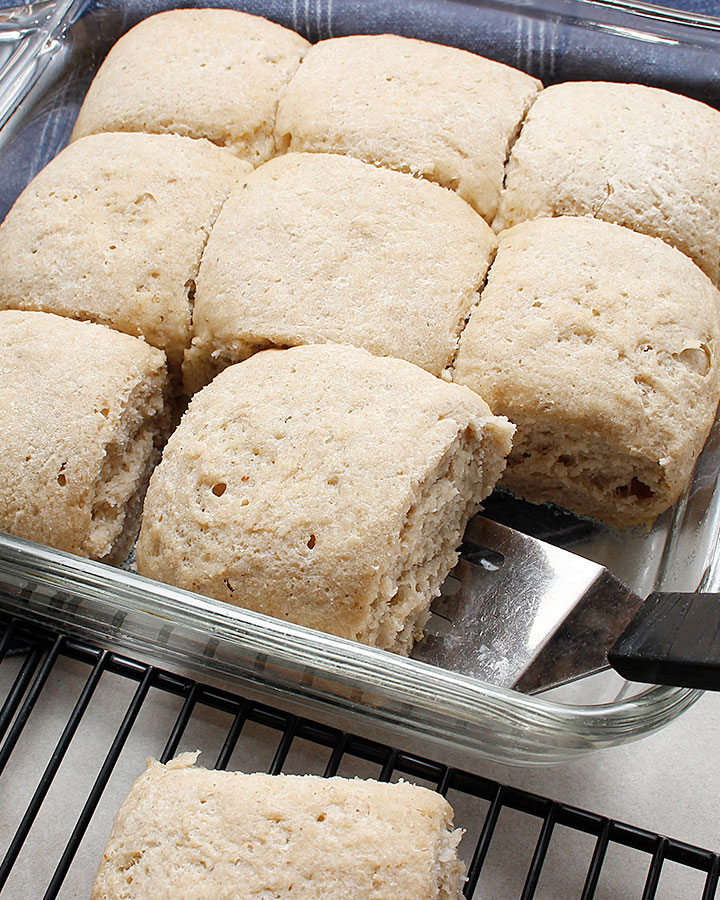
[90,754,465,900]
[0,310,169,562]
[184,152,496,393]
[71,8,309,165]
[138,344,514,653]
[274,33,541,222]
[0,132,249,371]
[453,216,720,526]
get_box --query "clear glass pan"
[0,0,719,765]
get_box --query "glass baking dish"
[0,0,719,766]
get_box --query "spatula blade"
[412,517,644,693]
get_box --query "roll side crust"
[0,310,169,561]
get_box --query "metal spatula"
[412,516,720,694]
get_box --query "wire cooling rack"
[0,613,718,900]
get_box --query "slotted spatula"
[412,516,720,694]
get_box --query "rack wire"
[0,613,718,900]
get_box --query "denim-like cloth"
[50,0,720,86]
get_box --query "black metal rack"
[0,613,718,900]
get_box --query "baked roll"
[495,81,720,286]
[274,33,541,222]
[184,152,496,393]
[71,8,310,165]
[90,754,465,900]
[0,132,248,371]
[453,216,720,526]
[138,344,514,653]
[0,310,169,562]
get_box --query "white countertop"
[466,689,720,898]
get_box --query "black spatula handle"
[608,592,720,690]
